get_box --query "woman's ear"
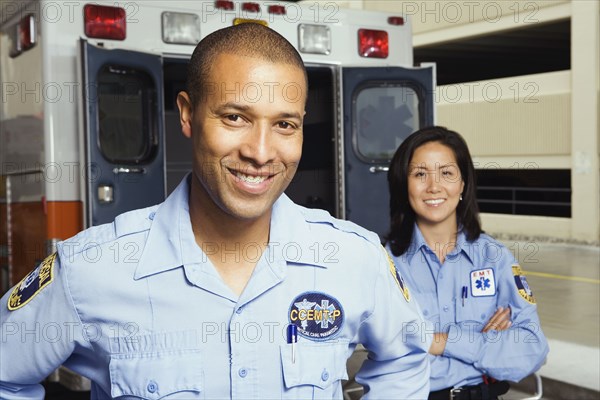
[176,91,193,139]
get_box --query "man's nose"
[239,122,276,166]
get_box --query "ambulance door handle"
[113,167,146,174]
[98,185,114,204]
[369,166,389,173]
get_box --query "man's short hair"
[186,23,308,106]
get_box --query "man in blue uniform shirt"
[0,23,430,399]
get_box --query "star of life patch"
[470,268,496,297]
[289,292,344,341]
[512,264,536,304]
[385,249,410,302]
[8,253,56,311]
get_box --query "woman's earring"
[460,195,463,201]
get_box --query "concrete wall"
[313,0,599,243]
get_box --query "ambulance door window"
[354,85,419,162]
[97,65,158,164]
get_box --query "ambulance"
[0,0,435,297]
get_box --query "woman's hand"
[482,306,512,333]
[428,332,448,355]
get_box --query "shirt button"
[239,368,248,378]
[148,212,156,220]
[147,380,158,393]
[481,313,487,320]
[439,274,443,279]
[321,369,329,381]
[236,307,243,314]
[443,305,449,312]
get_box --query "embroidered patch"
[385,251,410,302]
[8,253,56,311]
[512,264,536,304]
[470,268,496,297]
[289,292,344,340]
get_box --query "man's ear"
[176,91,193,139]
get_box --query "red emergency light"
[215,0,235,10]
[268,5,286,15]
[84,4,126,40]
[242,2,260,13]
[9,14,36,57]
[19,14,36,52]
[388,16,405,26]
[358,29,388,58]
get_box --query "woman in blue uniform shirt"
[385,126,549,400]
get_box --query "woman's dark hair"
[386,126,481,256]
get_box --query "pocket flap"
[280,341,349,390]
[110,349,203,399]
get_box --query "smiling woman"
[385,126,549,400]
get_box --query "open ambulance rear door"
[343,65,435,237]
[80,40,166,226]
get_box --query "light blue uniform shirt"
[1,176,430,399]
[387,225,549,391]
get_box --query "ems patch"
[512,264,536,304]
[470,268,496,297]
[289,292,344,340]
[385,251,410,302]
[8,253,56,311]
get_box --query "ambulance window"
[354,85,420,162]
[97,65,157,164]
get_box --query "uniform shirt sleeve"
[355,247,431,398]
[0,254,85,399]
[443,246,549,382]
[429,355,483,391]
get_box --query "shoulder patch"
[8,253,56,311]
[512,264,536,304]
[385,248,410,302]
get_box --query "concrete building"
[318,0,599,244]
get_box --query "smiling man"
[1,24,430,399]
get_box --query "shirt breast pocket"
[280,341,349,400]
[455,295,498,325]
[109,333,203,399]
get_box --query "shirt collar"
[405,223,473,264]
[135,175,203,279]
[135,175,327,280]
[403,224,427,264]
[449,228,474,264]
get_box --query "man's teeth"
[235,172,267,184]
[425,199,445,205]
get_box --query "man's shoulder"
[296,205,382,249]
[58,204,159,260]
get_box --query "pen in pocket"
[287,324,297,364]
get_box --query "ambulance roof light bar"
[268,5,286,15]
[84,4,126,41]
[388,16,405,26]
[242,2,260,13]
[358,29,388,58]
[215,1,234,11]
